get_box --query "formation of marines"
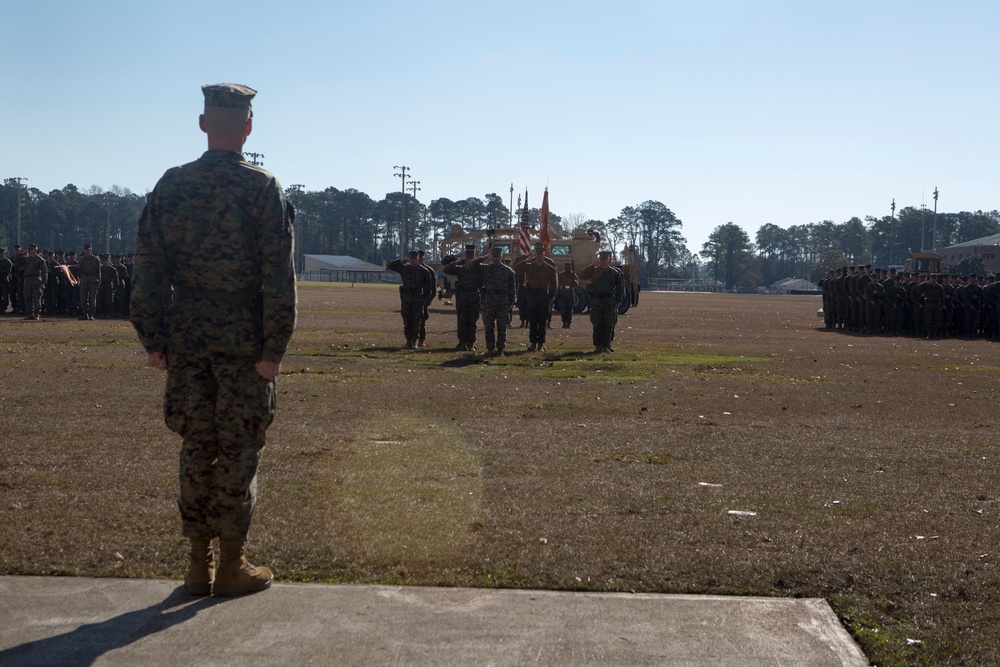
[0,243,133,320]
[819,265,1000,339]
[393,241,626,355]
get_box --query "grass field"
[2,283,999,665]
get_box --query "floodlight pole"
[243,152,265,166]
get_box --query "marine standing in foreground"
[130,83,297,597]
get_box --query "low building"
[939,234,1000,273]
[302,255,396,284]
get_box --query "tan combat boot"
[185,537,216,596]
[213,539,273,596]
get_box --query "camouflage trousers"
[455,292,481,348]
[80,280,99,317]
[22,279,43,318]
[165,349,276,540]
[399,300,423,344]
[481,301,511,351]
[590,298,618,348]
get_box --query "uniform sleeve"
[257,182,298,363]
[130,192,170,354]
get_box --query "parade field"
[2,284,999,666]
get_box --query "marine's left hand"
[256,360,281,379]
[147,351,167,371]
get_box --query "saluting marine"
[471,246,517,356]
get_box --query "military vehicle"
[436,225,640,314]
[904,250,947,276]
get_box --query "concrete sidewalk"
[0,576,869,666]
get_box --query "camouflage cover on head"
[202,83,257,111]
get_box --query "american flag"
[518,189,531,255]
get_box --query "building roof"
[943,233,1000,249]
[304,255,385,271]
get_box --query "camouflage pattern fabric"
[167,349,275,539]
[472,258,517,352]
[130,148,296,541]
[580,263,624,350]
[21,254,47,318]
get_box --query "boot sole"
[212,577,273,597]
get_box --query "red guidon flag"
[518,189,531,255]
[540,188,551,256]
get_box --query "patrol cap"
[490,246,503,257]
[28,243,37,250]
[407,250,419,258]
[83,244,92,249]
[599,250,612,259]
[464,244,476,255]
[202,83,256,111]
[533,242,545,251]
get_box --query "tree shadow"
[0,584,227,667]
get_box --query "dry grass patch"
[3,288,1000,664]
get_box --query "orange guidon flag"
[539,188,551,256]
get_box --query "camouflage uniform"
[0,251,11,313]
[556,266,579,328]
[388,255,435,348]
[580,257,625,351]
[21,248,47,320]
[77,250,102,320]
[514,254,558,350]
[472,252,517,354]
[131,111,296,542]
[443,248,483,351]
[97,257,120,319]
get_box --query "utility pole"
[6,177,27,246]
[243,152,265,166]
[931,187,939,252]
[105,192,113,254]
[393,165,409,257]
[407,179,420,250]
[289,184,305,274]
[889,198,896,266]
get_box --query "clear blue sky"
[4,0,998,251]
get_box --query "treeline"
[3,179,998,289]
